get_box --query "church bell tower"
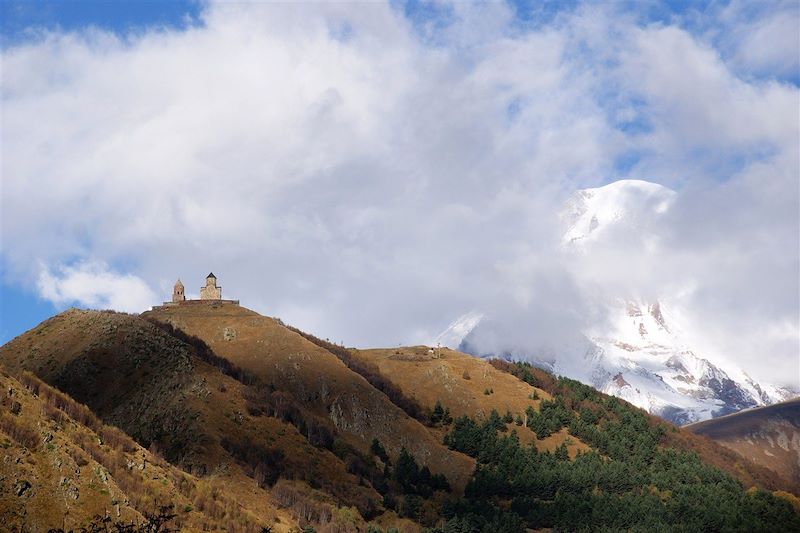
[172,279,185,303]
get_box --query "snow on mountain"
[434,311,484,350]
[437,179,797,425]
[561,179,675,247]
[585,298,793,424]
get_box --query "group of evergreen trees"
[427,367,800,532]
[366,438,451,523]
[524,397,573,438]
[393,447,450,497]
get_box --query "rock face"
[13,479,31,497]
[687,399,800,491]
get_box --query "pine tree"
[370,438,389,463]
[432,400,445,425]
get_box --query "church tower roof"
[207,272,216,280]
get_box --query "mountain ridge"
[2,303,798,531]
[687,398,800,489]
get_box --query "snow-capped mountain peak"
[434,179,796,425]
[561,179,675,246]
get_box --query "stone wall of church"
[200,284,222,300]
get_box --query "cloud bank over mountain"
[2,1,797,386]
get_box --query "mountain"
[687,399,800,489]
[561,179,675,246]
[141,302,474,489]
[0,307,388,531]
[2,303,798,531]
[0,362,289,531]
[438,179,797,425]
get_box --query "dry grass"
[0,411,39,449]
[352,346,552,424]
[0,364,286,532]
[685,399,800,491]
[143,302,475,493]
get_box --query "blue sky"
[1,0,202,43]
[0,1,798,385]
[1,0,200,339]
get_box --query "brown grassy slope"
[685,399,800,491]
[1,370,142,531]
[0,309,205,466]
[350,347,590,457]
[142,302,475,492]
[0,308,383,527]
[0,367,289,532]
[661,423,797,493]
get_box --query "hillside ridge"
[2,304,798,531]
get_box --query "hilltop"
[1,302,798,531]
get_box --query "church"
[198,272,222,300]
[155,272,239,308]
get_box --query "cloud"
[715,0,800,80]
[37,261,157,313]
[1,1,797,385]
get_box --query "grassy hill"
[1,302,798,532]
[0,366,293,531]
[0,308,388,531]
[347,346,589,456]
[687,399,800,490]
[142,302,475,491]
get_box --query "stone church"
[199,272,222,300]
[156,272,237,309]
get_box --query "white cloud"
[1,1,798,385]
[37,261,157,313]
[716,0,800,79]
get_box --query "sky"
[1,1,798,386]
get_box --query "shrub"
[0,412,39,449]
[99,426,137,453]
[220,436,284,488]
[17,371,41,396]
[370,438,389,463]
[42,403,67,425]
